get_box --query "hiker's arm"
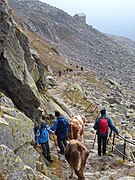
[108,118,118,134]
[36,129,40,137]
[51,120,58,131]
[93,118,100,130]
[46,125,54,133]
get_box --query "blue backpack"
[56,117,69,136]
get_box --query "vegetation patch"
[106,151,113,157]
[0,170,6,180]
[114,159,126,166]
[0,107,3,118]
[129,173,135,177]
[82,72,107,91]
[21,28,70,74]
[64,89,94,112]
[48,158,63,179]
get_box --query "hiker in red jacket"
[93,109,118,156]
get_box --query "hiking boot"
[42,153,47,157]
[42,153,46,157]
[46,156,53,163]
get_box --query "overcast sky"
[40,0,135,41]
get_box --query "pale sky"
[40,0,135,41]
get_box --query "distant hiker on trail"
[93,109,118,156]
[36,121,54,162]
[63,69,66,74]
[69,68,73,72]
[81,67,83,71]
[58,70,62,77]
[51,111,69,155]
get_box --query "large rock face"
[0,0,40,118]
[0,93,39,178]
[8,0,135,91]
[0,117,14,150]
[0,145,37,179]
[1,107,34,150]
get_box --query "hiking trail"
[48,71,135,180]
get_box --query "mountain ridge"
[8,0,135,91]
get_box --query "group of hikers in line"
[34,109,118,162]
[58,65,84,77]
[34,111,69,162]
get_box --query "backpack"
[98,118,108,134]
[56,117,69,136]
[34,122,40,135]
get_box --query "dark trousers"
[98,135,107,156]
[57,137,67,154]
[41,141,50,157]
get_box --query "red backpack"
[98,118,108,134]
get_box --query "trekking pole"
[109,130,113,139]
[52,134,60,160]
[92,111,100,150]
[107,130,112,144]
[92,133,97,150]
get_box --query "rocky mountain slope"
[8,0,135,91]
[106,34,135,55]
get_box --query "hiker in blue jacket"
[93,109,118,156]
[51,111,69,155]
[37,121,53,162]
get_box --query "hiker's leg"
[103,136,107,155]
[45,141,50,157]
[45,141,53,162]
[62,138,67,147]
[41,143,47,156]
[98,135,102,156]
[57,138,64,154]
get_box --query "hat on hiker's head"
[41,122,46,128]
[55,111,60,117]
[100,109,106,115]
